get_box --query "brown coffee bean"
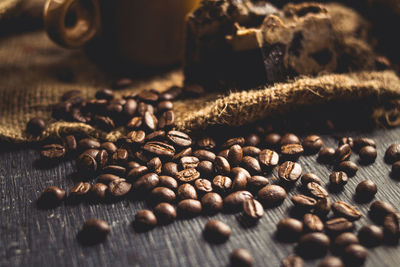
[343,244,368,266]
[215,156,231,175]
[302,135,323,154]
[153,202,176,224]
[123,98,137,116]
[245,133,260,146]
[78,138,100,150]
[77,154,97,174]
[103,165,126,176]
[370,200,396,223]
[231,167,251,179]
[280,133,300,146]
[193,149,216,162]
[307,182,329,199]
[61,90,81,101]
[177,183,197,200]
[100,142,117,154]
[127,166,149,181]
[213,175,232,192]
[301,173,321,185]
[383,213,400,239]
[242,146,261,157]
[203,220,231,243]
[194,178,213,194]
[112,148,128,165]
[281,254,304,267]
[145,130,165,141]
[95,89,113,100]
[40,186,66,204]
[126,130,146,144]
[157,100,173,112]
[224,190,253,210]
[277,218,303,239]
[147,157,162,174]
[335,144,352,162]
[41,144,66,160]
[291,195,317,209]
[201,192,223,213]
[138,90,158,102]
[177,199,202,217]
[228,144,243,166]
[167,130,192,147]
[172,147,193,161]
[317,256,344,267]
[243,199,264,219]
[158,110,175,129]
[93,115,115,131]
[318,147,336,163]
[281,144,304,158]
[339,137,354,149]
[180,156,199,169]
[358,224,383,247]
[96,174,119,184]
[333,232,359,252]
[337,161,358,177]
[298,233,330,257]
[158,175,178,189]
[354,137,376,151]
[303,213,324,232]
[264,133,281,149]
[160,85,182,100]
[151,187,176,203]
[247,175,269,191]
[325,217,353,234]
[175,168,200,183]
[109,179,132,196]
[232,172,248,191]
[91,183,108,198]
[392,161,400,177]
[70,182,91,196]
[241,156,261,174]
[315,197,332,216]
[127,116,142,129]
[258,185,286,206]
[218,149,229,159]
[385,143,400,163]
[143,141,175,157]
[355,180,377,200]
[27,117,46,136]
[329,171,348,186]
[95,149,109,169]
[64,135,77,152]
[359,146,377,164]
[134,210,157,231]
[162,162,179,177]
[332,201,362,220]
[197,161,214,177]
[279,161,302,182]
[134,173,159,191]
[222,137,245,149]
[230,248,254,267]
[80,218,110,244]
[197,136,216,150]
[259,149,279,167]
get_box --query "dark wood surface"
[1,128,400,267]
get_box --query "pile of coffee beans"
[31,86,400,266]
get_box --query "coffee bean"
[109,178,132,196]
[325,217,353,234]
[157,100,173,112]
[383,213,400,239]
[177,183,197,200]
[332,201,362,220]
[303,213,324,232]
[242,146,261,157]
[123,99,137,117]
[81,149,100,159]
[318,147,336,163]
[359,146,377,164]
[127,116,143,129]
[91,183,108,198]
[281,254,304,267]
[203,220,231,243]
[197,161,214,177]
[355,180,377,200]
[222,137,245,149]
[134,210,157,231]
[231,167,251,179]
[151,187,176,203]
[241,156,261,174]
[218,149,229,159]
[112,148,128,165]
[264,133,281,149]
[307,182,329,199]
[335,144,352,162]
[224,190,253,210]
[369,200,396,223]
[315,197,332,216]
[78,138,100,150]
[138,90,158,102]
[143,141,175,158]
[127,166,149,181]
[343,244,368,266]
[230,249,254,267]
[172,147,192,161]
[258,185,286,206]
[40,186,66,204]
[103,165,126,176]
[158,175,178,189]
[291,195,317,209]
[197,136,216,150]
[215,156,231,175]
[153,202,177,224]
[354,137,376,152]
[147,157,162,174]
[194,178,213,194]
[167,130,192,147]
[27,117,45,135]
[298,232,330,257]
[64,135,77,152]
[247,175,269,191]
[279,161,302,182]
[177,199,202,217]
[337,161,358,177]
[339,137,354,149]
[281,144,304,158]
[301,173,321,185]
[79,218,110,244]
[93,115,115,131]
[333,232,359,253]
[385,143,400,163]
[145,130,166,141]
[77,154,97,174]
[392,161,400,177]
[158,110,175,129]
[95,89,114,100]
[280,133,300,146]
[277,218,303,240]
[243,199,264,219]
[162,162,179,177]
[176,168,200,183]
[193,150,216,162]
[100,142,117,154]
[134,173,159,191]
[160,85,182,100]
[201,192,223,213]
[41,144,66,160]
[180,156,199,169]
[259,149,279,168]
[213,175,232,192]
[70,182,91,196]
[95,149,109,169]
[126,130,146,144]
[317,256,344,267]
[329,171,348,186]
[228,144,243,166]
[358,224,383,247]
[302,135,323,154]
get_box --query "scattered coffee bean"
[369,200,396,223]
[307,182,329,199]
[354,137,376,152]
[339,137,354,149]
[281,254,304,267]
[385,143,400,163]
[277,218,303,240]
[359,145,377,164]
[215,156,231,175]
[228,144,243,166]
[197,136,216,150]
[279,161,302,182]
[392,161,400,177]
[280,133,300,146]
[162,162,179,177]
[79,218,110,244]
[302,135,323,154]
[318,147,336,163]
[317,256,344,267]
[109,178,132,197]
[127,166,149,181]
[103,165,126,176]
[222,137,245,149]
[242,199,264,219]
[134,173,159,191]
[203,220,231,243]
[343,244,368,266]
[39,186,66,205]
[78,138,100,150]
[143,141,175,158]
[291,195,317,210]
[247,175,269,191]
[193,150,216,162]
[176,168,200,183]
[172,147,192,161]
[264,133,281,149]
[335,144,352,162]
[201,192,223,213]
[325,217,354,234]
[259,149,279,167]
[177,183,197,200]
[212,175,232,192]
[332,201,362,221]
[224,190,253,210]
[77,154,97,174]
[197,160,214,177]
[218,149,229,159]
[301,173,321,185]
[337,161,358,177]
[154,202,177,224]
[258,185,286,206]
[70,182,91,196]
[333,232,359,253]
[147,157,162,174]
[134,210,157,231]
[180,156,199,170]
[329,171,348,186]
[194,178,213,194]
[91,183,108,199]
[355,180,377,200]
[158,175,178,189]
[100,142,117,153]
[383,212,400,239]
[167,130,192,147]
[230,248,254,267]
[315,197,332,216]
[177,199,202,217]
[241,156,261,174]
[27,117,45,136]
[151,187,176,203]
[245,133,260,146]
[358,224,384,247]
[298,232,330,257]
[41,144,66,160]
[281,143,304,158]
[303,213,324,232]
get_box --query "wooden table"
[1,128,400,267]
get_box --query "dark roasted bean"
[147,157,162,174]
[318,147,336,163]
[218,149,229,159]
[162,162,179,177]
[241,156,261,174]
[231,167,251,179]
[151,187,176,203]
[369,200,396,223]
[134,210,157,230]
[81,149,100,158]
[77,154,97,174]
[203,220,231,243]
[157,100,173,112]
[337,161,358,177]
[215,156,231,175]
[385,143,400,163]
[160,85,182,100]
[27,117,45,135]
[358,224,383,247]
[212,175,232,192]
[97,174,120,184]
[354,137,376,151]
[91,183,108,199]
[126,130,146,144]
[70,182,91,196]
[232,172,248,191]
[123,99,137,117]
[194,178,213,194]
[243,199,264,219]
[78,138,100,150]
[173,147,193,161]
[247,175,269,191]
[222,137,245,149]
[302,135,323,154]
[259,149,279,167]
[158,175,178,189]
[230,249,254,267]
[298,233,330,257]
[301,173,321,185]
[343,244,368,266]
[315,197,332,216]
[177,199,202,217]
[95,149,108,169]
[277,218,303,240]
[307,182,329,199]
[95,89,113,100]
[281,254,304,267]
[329,171,348,186]
[153,202,177,224]
[158,110,175,129]
[317,256,344,267]
[167,130,192,147]
[127,116,142,129]
[100,142,117,154]
[242,146,261,157]
[333,232,359,252]
[339,137,354,149]
[197,160,214,177]
[145,130,165,141]
[61,90,81,101]
[41,144,66,160]
[127,166,149,181]
[64,135,77,151]
[383,213,400,239]
[177,183,197,200]
[325,217,353,234]
[258,185,286,206]
[193,149,216,162]
[359,146,377,164]
[109,179,132,196]
[201,192,223,213]
[303,213,324,232]
[40,186,66,204]
[228,144,243,166]
[112,148,128,165]
[245,133,260,146]
[175,168,200,183]
[355,180,377,200]
[134,173,159,191]
[138,90,158,102]
[93,115,115,131]
[197,137,216,150]
[281,144,304,158]
[80,218,110,243]
[335,144,352,162]
[332,201,362,220]
[291,195,317,209]
[280,133,300,146]
[264,133,281,149]
[224,190,253,210]
[279,161,302,182]
[180,156,199,169]
[143,141,175,157]
[392,161,400,177]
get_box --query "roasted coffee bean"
[127,116,143,129]
[230,248,254,267]
[158,110,175,129]
[385,143,400,163]
[303,213,324,232]
[97,174,120,184]
[241,156,261,174]
[212,175,232,192]
[194,178,213,194]
[80,218,110,244]
[332,201,362,220]
[109,178,132,196]
[27,117,45,135]
[157,100,173,112]
[243,199,264,219]
[392,161,400,177]
[317,256,344,267]
[91,183,108,199]
[280,133,301,146]
[123,99,137,117]
[231,167,251,179]
[222,137,245,149]
[318,147,336,163]
[151,187,176,203]
[70,182,91,196]
[277,218,303,240]
[166,130,192,147]
[258,185,286,206]
[358,224,384,247]
[228,144,243,166]
[325,217,353,234]
[95,149,108,169]
[315,197,332,216]
[307,182,329,199]
[281,254,304,267]
[40,186,66,204]
[172,147,192,161]
[138,90,158,102]
[153,202,177,224]
[215,156,231,175]
[93,115,115,131]
[247,175,269,191]
[343,244,368,266]
[147,157,162,174]
[162,162,179,177]
[112,148,128,165]
[339,137,354,149]
[359,146,377,164]
[193,150,216,162]
[355,180,377,200]
[95,89,113,100]
[335,144,352,162]
[135,150,152,163]
[71,108,89,123]
[203,220,231,243]
[301,173,321,185]
[126,130,146,144]
[134,173,159,191]
[264,133,281,149]
[369,200,396,223]
[231,172,248,191]
[127,166,149,181]
[201,192,223,213]
[135,210,157,231]
[145,130,165,141]
[158,175,178,189]
[41,144,66,160]
[160,85,182,100]
[100,142,117,154]
[197,161,214,177]
[176,168,200,183]
[64,135,77,152]
[259,149,279,167]
[78,138,100,150]
[242,146,261,157]
[177,199,202,217]
[143,141,175,157]
[224,191,253,210]
[291,195,317,209]
[329,171,348,186]
[333,232,359,252]
[218,149,229,159]
[177,183,197,200]
[180,156,199,169]
[298,233,330,257]
[77,154,97,174]
[337,161,358,177]
[81,149,100,158]
[354,137,376,152]
[279,161,302,182]
[281,144,304,158]
[383,213,400,239]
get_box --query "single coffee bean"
[318,147,336,163]
[243,199,264,219]
[41,144,66,160]
[175,168,200,183]
[358,224,384,247]
[224,191,253,210]
[203,220,231,243]
[280,144,304,158]
[259,149,279,168]
[177,199,202,217]
[291,195,317,210]
[354,137,376,152]
[383,213,400,239]
[279,161,302,182]
[127,116,142,129]
[138,90,158,102]
[91,183,108,199]
[369,200,396,223]
[27,117,46,135]
[329,171,348,186]
[307,182,329,199]
[302,135,323,154]
[158,110,175,129]
[325,217,354,234]
[97,174,120,186]
[112,148,128,165]
[153,202,177,224]
[301,173,321,185]
[145,130,165,141]
[303,213,324,232]
[143,141,175,158]
[109,178,132,197]
[281,254,304,267]
[134,210,157,230]
[151,187,176,203]
[212,175,232,192]
[392,161,400,177]
[231,167,251,179]
[218,149,229,159]
[78,138,101,150]
[134,173,159,191]
[157,100,173,112]
[230,248,254,267]
[265,133,281,149]
[359,146,377,164]
[95,149,109,169]
[315,197,332,216]
[193,149,216,162]
[242,146,261,157]
[197,161,214,177]
[247,175,269,191]
[201,192,223,213]
[277,218,303,240]
[280,133,300,146]
[167,130,192,147]
[222,137,245,149]
[180,156,199,169]
[258,185,286,206]
[123,98,137,116]
[228,144,243,166]
[241,156,261,174]
[147,157,162,174]
[162,162,179,177]
[80,218,110,244]
[194,178,213,194]
[245,133,260,146]
[317,256,344,267]
[40,186,66,204]
[127,166,149,181]
[385,143,400,163]
[70,182,91,195]
[232,173,247,191]
[158,175,178,189]
[355,180,377,200]
[333,232,359,253]
[337,161,358,177]
[143,111,158,131]
[172,147,192,161]
[298,233,330,257]
[215,156,231,175]
[177,183,197,200]
[335,144,352,162]
[160,85,182,100]
[343,244,368,266]
[197,136,216,150]
[95,89,113,100]
[339,137,354,149]
[93,115,115,131]
[332,201,362,220]
[77,153,97,174]
[126,130,146,144]
[100,142,117,154]
[64,135,77,152]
